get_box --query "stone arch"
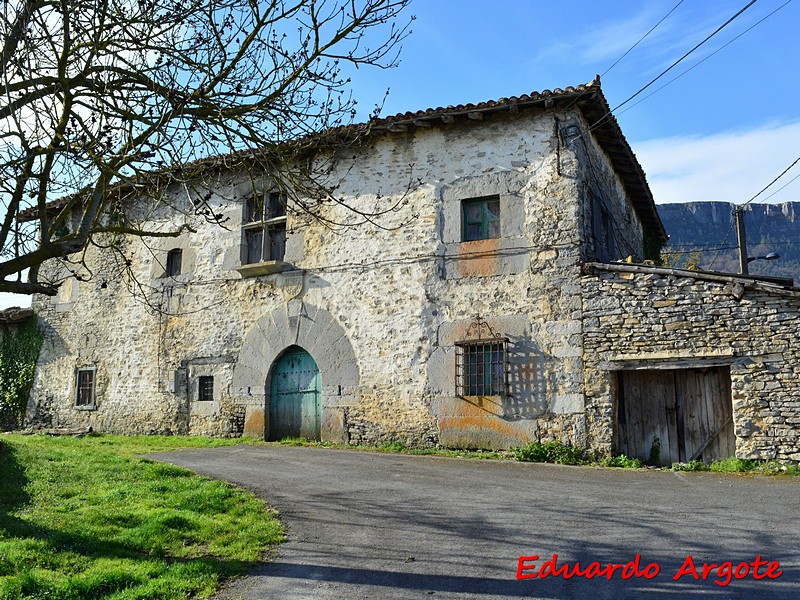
[232,302,359,441]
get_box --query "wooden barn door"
[617,367,734,465]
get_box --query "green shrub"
[671,460,709,472]
[379,441,406,452]
[647,437,661,466]
[709,457,757,473]
[599,455,644,469]
[0,316,44,429]
[513,441,586,465]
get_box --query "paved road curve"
[152,445,799,599]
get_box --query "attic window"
[455,317,509,397]
[243,192,287,264]
[462,196,500,241]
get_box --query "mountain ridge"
[656,201,800,284]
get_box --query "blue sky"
[353,0,800,205]
[3,0,797,309]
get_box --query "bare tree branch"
[0,0,413,296]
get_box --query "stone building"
[582,263,800,464]
[24,79,800,462]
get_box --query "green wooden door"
[269,347,321,441]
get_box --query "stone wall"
[28,105,647,449]
[582,264,800,462]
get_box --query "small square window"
[75,368,96,407]
[166,249,182,277]
[198,376,214,401]
[456,340,507,396]
[461,196,500,241]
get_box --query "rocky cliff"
[657,202,800,284]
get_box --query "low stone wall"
[582,264,800,462]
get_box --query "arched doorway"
[268,346,321,440]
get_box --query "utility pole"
[735,206,748,275]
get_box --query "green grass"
[277,437,799,473]
[672,457,800,475]
[277,437,512,460]
[597,454,644,469]
[512,440,587,465]
[0,434,283,599]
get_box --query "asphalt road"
[151,445,800,599]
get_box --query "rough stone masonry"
[25,81,799,462]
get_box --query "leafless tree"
[0,0,413,295]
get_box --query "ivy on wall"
[0,316,44,430]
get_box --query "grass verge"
[276,436,512,460]
[0,434,283,599]
[277,437,799,474]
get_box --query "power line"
[577,0,760,141]
[665,245,739,252]
[611,0,758,114]
[742,155,800,206]
[600,0,686,78]
[708,219,737,270]
[761,172,800,202]
[615,0,792,117]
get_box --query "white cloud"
[529,4,729,77]
[0,292,32,311]
[633,122,800,204]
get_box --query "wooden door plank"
[680,370,703,461]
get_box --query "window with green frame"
[461,196,500,241]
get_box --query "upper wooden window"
[243,192,287,264]
[461,196,500,241]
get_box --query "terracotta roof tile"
[18,79,666,241]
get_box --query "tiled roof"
[364,81,601,128]
[0,306,34,323]
[18,79,667,241]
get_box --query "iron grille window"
[166,248,182,276]
[456,339,508,396]
[461,196,500,241]
[198,376,214,401]
[243,192,287,264]
[75,368,96,407]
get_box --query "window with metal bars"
[75,368,96,407]
[198,376,214,402]
[455,339,508,397]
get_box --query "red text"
[672,555,783,587]
[516,553,660,581]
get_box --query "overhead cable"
[610,0,758,114]
[742,156,800,206]
[600,0,686,78]
[615,0,792,117]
